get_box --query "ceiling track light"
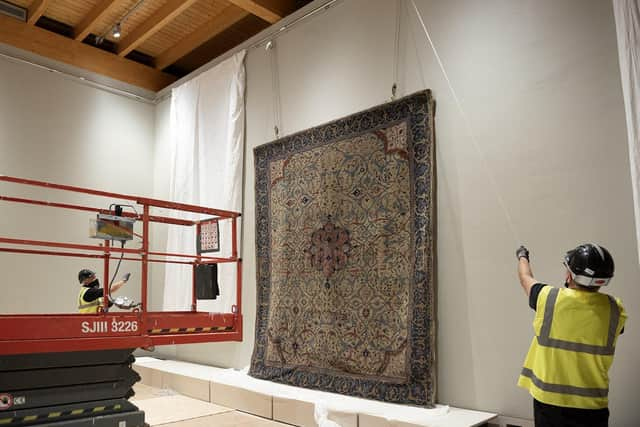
[112,22,122,39]
[93,0,145,46]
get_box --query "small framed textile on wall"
[197,218,220,254]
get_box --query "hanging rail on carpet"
[0,175,243,356]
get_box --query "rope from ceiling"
[266,40,282,139]
[391,0,402,101]
[408,0,520,245]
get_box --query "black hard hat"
[78,269,96,283]
[564,243,614,287]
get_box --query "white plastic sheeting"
[613,0,640,262]
[163,50,246,312]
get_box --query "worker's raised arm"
[110,273,131,294]
[516,246,537,297]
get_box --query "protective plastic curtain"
[163,50,245,311]
[613,0,640,262]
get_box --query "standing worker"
[78,269,130,313]
[515,244,626,427]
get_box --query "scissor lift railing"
[0,175,242,356]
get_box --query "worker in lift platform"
[77,269,130,313]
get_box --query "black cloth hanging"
[195,263,220,300]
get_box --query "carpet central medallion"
[307,217,351,288]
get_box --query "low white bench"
[133,357,496,427]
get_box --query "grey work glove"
[122,273,131,282]
[516,245,530,261]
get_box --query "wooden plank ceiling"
[0,0,310,92]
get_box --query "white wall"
[0,56,155,314]
[153,0,639,425]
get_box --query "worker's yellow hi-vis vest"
[78,287,101,313]
[518,286,626,409]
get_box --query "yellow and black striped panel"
[148,326,234,334]
[0,404,123,426]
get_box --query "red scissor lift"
[0,175,243,427]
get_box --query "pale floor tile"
[132,395,230,426]
[132,384,290,427]
[158,411,291,427]
[132,383,177,400]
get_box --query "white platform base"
[133,357,496,427]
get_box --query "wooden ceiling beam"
[74,0,123,41]
[154,6,249,70]
[0,13,175,92]
[227,0,294,24]
[117,0,199,57]
[27,0,50,25]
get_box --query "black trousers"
[534,399,609,427]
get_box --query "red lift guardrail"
[0,175,242,355]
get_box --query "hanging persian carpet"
[250,91,436,406]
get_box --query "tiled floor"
[131,383,289,427]
[158,411,289,427]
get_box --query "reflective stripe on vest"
[520,368,608,398]
[537,287,620,355]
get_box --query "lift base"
[0,349,144,427]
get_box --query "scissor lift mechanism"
[0,175,243,354]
